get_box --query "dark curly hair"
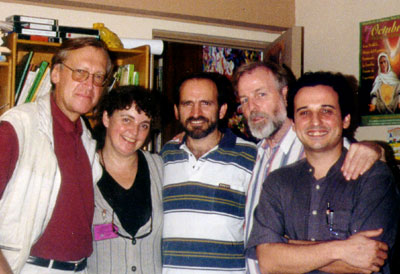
[287,71,356,120]
[93,85,160,149]
[287,71,359,138]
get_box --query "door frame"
[153,29,270,51]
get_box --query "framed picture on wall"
[359,15,400,126]
[203,45,262,142]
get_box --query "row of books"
[15,51,51,105]
[15,52,141,105]
[6,15,99,43]
[109,64,140,90]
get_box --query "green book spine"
[15,51,34,103]
[128,64,135,85]
[134,71,139,86]
[25,61,49,103]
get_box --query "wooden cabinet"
[0,32,150,116]
[0,60,12,115]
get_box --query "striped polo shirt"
[161,129,257,273]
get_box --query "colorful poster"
[203,46,263,141]
[387,127,400,161]
[360,15,400,126]
[203,46,262,141]
[203,46,262,77]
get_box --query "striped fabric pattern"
[163,237,245,269]
[244,125,304,274]
[163,182,246,217]
[87,151,164,274]
[162,129,257,273]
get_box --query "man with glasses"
[246,71,399,274]
[0,37,112,273]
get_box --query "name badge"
[219,183,231,189]
[94,223,119,241]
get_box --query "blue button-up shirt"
[247,149,399,274]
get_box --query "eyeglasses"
[111,210,153,245]
[62,63,107,87]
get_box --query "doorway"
[152,28,303,147]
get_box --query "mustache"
[186,116,209,123]
[249,111,269,120]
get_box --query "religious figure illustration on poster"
[360,15,400,126]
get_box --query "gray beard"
[248,109,286,140]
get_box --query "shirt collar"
[326,148,347,177]
[305,148,347,179]
[258,119,296,154]
[51,93,83,136]
[218,128,237,148]
[180,128,237,151]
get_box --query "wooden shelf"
[0,32,150,116]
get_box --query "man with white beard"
[232,61,384,273]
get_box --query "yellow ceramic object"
[93,23,123,49]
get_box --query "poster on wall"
[359,15,400,126]
[203,46,263,77]
[387,127,400,161]
[203,46,262,141]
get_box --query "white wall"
[5,1,398,141]
[0,2,278,42]
[296,0,400,142]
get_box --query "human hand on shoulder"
[341,141,384,180]
[171,132,185,143]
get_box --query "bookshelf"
[0,61,12,114]
[0,32,150,116]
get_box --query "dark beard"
[183,116,218,139]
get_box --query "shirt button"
[312,210,317,215]
[309,168,312,173]
[316,185,320,190]
[131,265,136,271]
[311,238,315,241]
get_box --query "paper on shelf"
[120,38,164,55]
